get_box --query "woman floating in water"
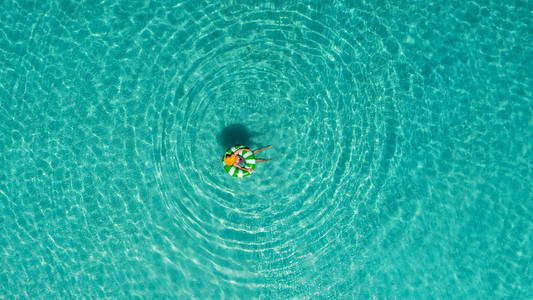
[223,145,272,177]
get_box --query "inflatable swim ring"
[223,145,256,178]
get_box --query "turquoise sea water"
[1,0,531,298]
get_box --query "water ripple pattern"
[151,4,401,294]
[0,0,531,298]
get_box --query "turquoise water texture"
[1,0,531,298]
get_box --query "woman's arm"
[234,164,253,172]
[234,148,251,155]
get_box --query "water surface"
[1,0,531,298]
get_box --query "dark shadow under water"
[218,124,262,150]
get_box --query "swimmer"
[223,145,272,173]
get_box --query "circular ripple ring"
[150,6,401,289]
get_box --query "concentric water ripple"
[2,0,530,298]
[150,5,404,290]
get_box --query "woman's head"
[223,153,236,165]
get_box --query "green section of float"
[223,145,256,178]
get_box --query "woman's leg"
[253,145,272,154]
[256,158,273,163]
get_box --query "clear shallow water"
[1,0,531,298]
